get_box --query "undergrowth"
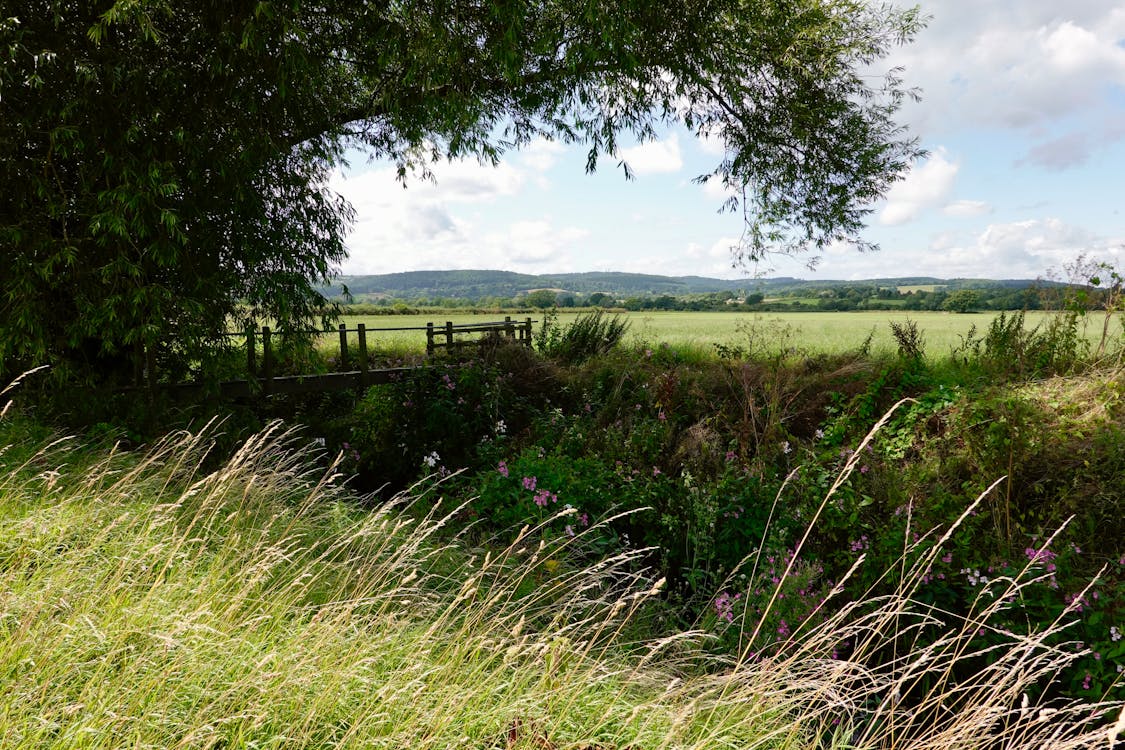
[1,407,1122,748]
[318,311,1125,704]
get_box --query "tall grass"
[539,309,630,364]
[0,413,1120,748]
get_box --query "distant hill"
[322,270,1052,302]
[326,270,751,299]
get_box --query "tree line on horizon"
[332,277,1080,313]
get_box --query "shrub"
[889,318,925,360]
[965,310,1090,379]
[540,309,630,364]
[347,360,510,492]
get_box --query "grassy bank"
[1,411,1121,748]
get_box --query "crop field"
[338,310,1118,357]
[896,284,947,293]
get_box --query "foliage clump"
[537,310,631,364]
[1,408,1121,749]
[321,313,1125,703]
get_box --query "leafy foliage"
[940,289,981,313]
[2,0,924,385]
[325,326,1125,700]
[1,4,353,385]
[538,309,630,364]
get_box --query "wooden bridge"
[170,317,535,399]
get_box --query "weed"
[540,310,630,364]
[888,318,924,361]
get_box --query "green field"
[339,310,1117,357]
[896,284,947,293]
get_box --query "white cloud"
[612,236,744,278]
[333,158,522,207]
[878,150,959,226]
[519,139,566,172]
[1040,21,1125,76]
[943,200,992,218]
[487,220,588,267]
[929,231,960,251]
[685,236,739,263]
[330,158,592,275]
[924,218,1120,278]
[700,176,738,201]
[618,135,683,176]
[971,218,1097,268]
[806,217,1124,281]
[338,209,589,275]
[887,2,1125,155]
[695,130,727,157]
[426,160,524,203]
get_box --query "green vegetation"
[2,0,923,386]
[2,401,1121,748]
[331,310,1119,361]
[309,309,1125,710]
[537,310,632,365]
[8,3,1125,742]
[325,270,1074,312]
[941,289,982,313]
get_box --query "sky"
[330,0,1125,282]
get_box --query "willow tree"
[0,0,924,383]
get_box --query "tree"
[942,290,981,314]
[524,290,558,309]
[1,0,925,383]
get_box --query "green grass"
[896,284,946,293]
[332,310,1120,359]
[1,407,1119,749]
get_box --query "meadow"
[338,310,1116,358]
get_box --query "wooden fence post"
[246,326,256,376]
[262,326,273,395]
[357,323,368,385]
[504,315,513,339]
[524,317,533,347]
[444,321,454,349]
[338,323,348,370]
[426,322,435,354]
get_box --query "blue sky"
[331,0,1125,281]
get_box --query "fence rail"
[424,317,535,354]
[192,316,536,398]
